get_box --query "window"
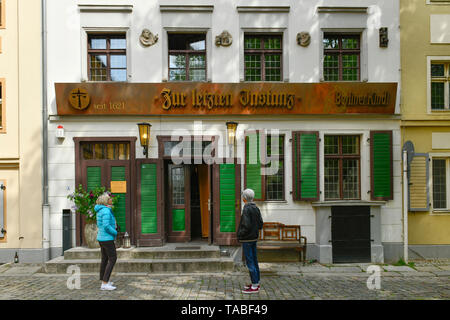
[265,135,285,200]
[244,35,282,82]
[168,34,206,81]
[324,135,360,200]
[245,133,285,201]
[81,142,130,160]
[323,34,360,81]
[0,0,4,28]
[0,79,4,132]
[430,62,450,110]
[433,158,448,209]
[0,180,5,240]
[88,34,127,81]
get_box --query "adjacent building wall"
[0,0,43,263]
[401,0,450,258]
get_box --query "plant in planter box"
[67,184,119,248]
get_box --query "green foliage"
[67,184,119,222]
[393,258,416,269]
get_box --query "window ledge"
[255,200,287,204]
[312,200,386,207]
[79,5,133,13]
[430,210,450,215]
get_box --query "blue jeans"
[242,241,260,285]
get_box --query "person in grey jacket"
[237,189,263,294]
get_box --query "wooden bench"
[257,222,307,265]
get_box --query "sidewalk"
[0,259,448,300]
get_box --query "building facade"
[46,0,402,263]
[0,0,44,263]
[401,0,450,258]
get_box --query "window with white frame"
[430,62,450,110]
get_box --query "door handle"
[208,199,211,212]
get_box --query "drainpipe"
[402,149,408,263]
[41,0,50,262]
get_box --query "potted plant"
[68,184,119,249]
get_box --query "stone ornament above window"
[140,29,158,47]
[215,31,233,47]
[297,32,311,47]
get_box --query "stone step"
[44,256,236,274]
[64,246,222,260]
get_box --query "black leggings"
[99,240,117,282]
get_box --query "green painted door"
[110,166,127,232]
[219,164,236,233]
[167,164,191,242]
[140,163,158,234]
[213,161,241,246]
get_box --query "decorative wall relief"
[379,27,388,48]
[215,31,233,47]
[297,32,311,47]
[140,29,158,47]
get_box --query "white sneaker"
[108,281,114,286]
[101,283,116,291]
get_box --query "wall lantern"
[137,122,152,158]
[226,121,238,156]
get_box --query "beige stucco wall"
[0,0,42,250]
[401,0,450,245]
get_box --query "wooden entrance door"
[74,137,136,247]
[80,160,131,245]
[331,206,371,263]
[167,164,191,242]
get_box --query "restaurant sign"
[55,82,397,116]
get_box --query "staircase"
[44,242,238,274]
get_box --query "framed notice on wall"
[111,181,127,193]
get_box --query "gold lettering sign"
[335,92,389,107]
[110,181,127,194]
[56,82,398,116]
[69,88,90,110]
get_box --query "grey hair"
[242,189,255,202]
[96,192,111,206]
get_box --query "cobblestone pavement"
[0,261,448,300]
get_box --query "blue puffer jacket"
[95,205,118,242]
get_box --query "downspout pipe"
[402,149,408,263]
[41,0,50,262]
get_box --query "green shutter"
[371,131,393,200]
[111,166,126,231]
[293,132,319,201]
[141,163,158,234]
[245,133,262,200]
[87,167,102,191]
[220,163,236,232]
[172,209,185,231]
[293,133,299,199]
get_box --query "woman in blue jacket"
[95,193,118,291]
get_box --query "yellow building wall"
[403,127,450,244]
[401,0,450,245]
[0,0,42,251]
